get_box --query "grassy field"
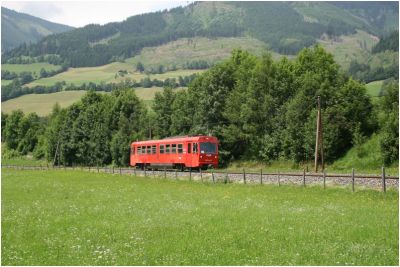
[365,80,384,97]
[125,37,277,69]
[26,63,204,87]
[2,62,61,76]
[1,80,13,86]
[2,169,398,265]
[1,91,89,116]
[1,87,185,116]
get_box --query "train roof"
[131,135,217,145]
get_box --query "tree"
[136,62,145,72]
[17,113,42,155]
[153,87,176,138]
[4,110,24,150]
[19,72,34,84]
[379,81,399,165]
[40,68,48,78]
[170,90,192,135]
[1,112,8,142]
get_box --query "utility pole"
[314,96,324,172]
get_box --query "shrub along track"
[2,165,398,191]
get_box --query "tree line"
[2,47,398,167]
[1,66,67,84]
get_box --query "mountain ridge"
[1,7,74,52]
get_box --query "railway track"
[2,164,398,191]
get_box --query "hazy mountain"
[1,7,74,52]
[2,2,398,66]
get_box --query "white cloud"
[2,0,191,27]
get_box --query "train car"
[130,135,218,170]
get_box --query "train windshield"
[200,142,217,154]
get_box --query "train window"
[178,144,183,154]
[131,146,135,155]
[147,146,151,154]
[193,143,198,154]
[142,146,146,154]
[166,144,170,154]
[137,147,141,154]
[172,144,177,154]
[200,142,217,154]
[152,145,156,154]
[188,143,191,154]
[160,144,164,154]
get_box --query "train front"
[198,136,219,169]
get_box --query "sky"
[2,0,192,27]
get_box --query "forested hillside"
[2,1,398,67]
[372,30,399,53]
[1,7,73,52]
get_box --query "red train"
[130,135,218,170]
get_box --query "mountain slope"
[1,7,74,52]
[2,2,398,67]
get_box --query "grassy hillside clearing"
[318,30,379,69]
[1,80,13,86]
[330,133,398,173]
[25,64,203,87]
[2,169,398,265]
[1,87,185,116]
[2,62,62,75]
[1,91,89,116]
[292,2,367,31]
[365,80,384,96]
[134,87,185,101]
[125,37,276,69]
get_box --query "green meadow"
[26,63,203,87]
[1,80,13,86]
[2,62,61,75]
[1,91,91,116]
[365,80,384,97]
[1,87,186,116]
[2,169,398,265]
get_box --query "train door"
[193,142,198,167]
[187,143,192,167]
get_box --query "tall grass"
[2,169,398,265]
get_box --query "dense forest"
[372,30,399,54]
[2,2,398,67]
[2,47,398,167]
